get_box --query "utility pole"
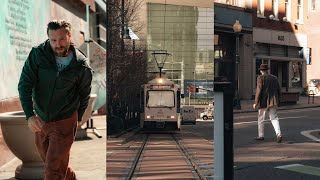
[106,0,112,116]
[214,82,234,180]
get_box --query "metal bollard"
[214,82,234,180]
[308,90,315,104]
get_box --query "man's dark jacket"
[254,73,281,109]
[18,40,93,122]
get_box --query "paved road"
[182,107,320,180]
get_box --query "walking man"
[253,64,283,143]
[18,20,93,179]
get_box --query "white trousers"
[258,106,282,137]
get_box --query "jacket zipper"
[47,69,60,120]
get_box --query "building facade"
[137,0,215,105]
[214,2,253,100]
[215,0,310,100]
[305,0,320,84]
[252,0,309,98]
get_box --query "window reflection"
[292,62,302,87]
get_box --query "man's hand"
[27,116,43,132]
[253,104,257,109]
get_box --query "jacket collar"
[39,40,89,68]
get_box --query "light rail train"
[140,77,181,130]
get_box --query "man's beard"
[54,45,70,57]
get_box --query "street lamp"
[233,20,242,110]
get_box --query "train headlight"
[146,115,151,119]
[157,78,164,84]
[170,116,175,119]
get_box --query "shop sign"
[271,32,289,45]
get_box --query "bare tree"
[107,0,148,130]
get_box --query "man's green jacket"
[18,40,93,122]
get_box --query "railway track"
[107,130,213,179]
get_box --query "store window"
[256,43,269,56]
[292,62,302,87]
[255,58,268,84]
[270,44,286,57]
[306,48,311,65]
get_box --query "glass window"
[310,0,316,11]
[292,62,302,87]
[256,43,269,56]
[256,58,263,80]
[270,45,286,57]
[147,90,175,107]
[288,46,303,58]
[147,3,214,103]
[284,0,291,21]
[306,48,311,65]
[257,0,265,17]
[255,59,269,86]
[272,0,279,19]
[297,0,303,22]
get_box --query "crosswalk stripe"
[276,164,320,176]
[301,129,320,142]
[234,116,308,125]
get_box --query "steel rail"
[172,134,208,180]
[126,134,149,180]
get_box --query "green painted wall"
[0,0,50,100]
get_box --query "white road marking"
[196,119,214,122]
[276,164,320,176]
[301,129,320,142]
[234,116,308,125]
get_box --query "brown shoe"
[277,134,283,143]
[255,137,264,141]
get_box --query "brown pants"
[35,113,78,180]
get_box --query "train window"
[146,90,175,108]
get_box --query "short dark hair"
[47,20,72,36]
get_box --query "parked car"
[181,106,196,125]
[308,79,320,95]
[200,104,214,120]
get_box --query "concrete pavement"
[0,114,106,180]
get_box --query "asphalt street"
[182,107,320,180]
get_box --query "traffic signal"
[195,86,199,93]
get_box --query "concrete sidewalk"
[0,114,106,180]
[234,95,320,114]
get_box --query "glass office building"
[146,3,214,104]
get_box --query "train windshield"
[146,90,175,108]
